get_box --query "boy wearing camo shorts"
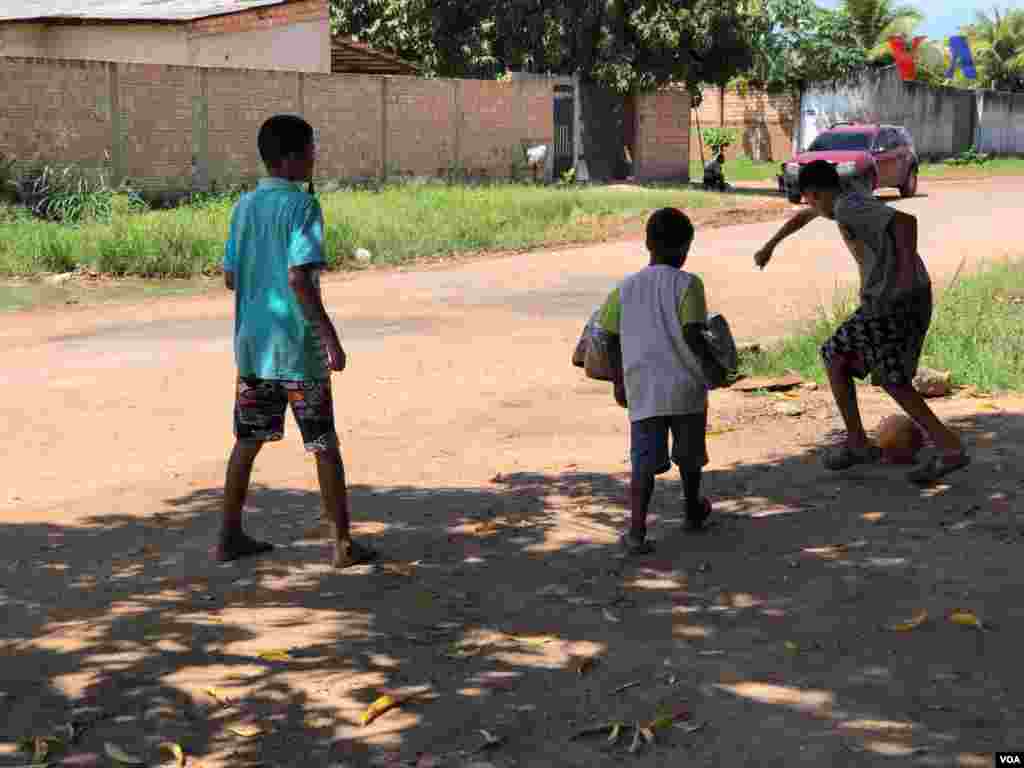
[754,160,969,486]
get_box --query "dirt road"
[1,179,1021,767]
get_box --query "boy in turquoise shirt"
[219,114,376,568]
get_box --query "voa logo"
[998,755,1022,765]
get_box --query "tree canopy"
[331,0,762,92]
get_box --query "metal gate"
[553,84,575,178]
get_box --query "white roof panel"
[0,0,290,22]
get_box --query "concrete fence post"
[108,62,125,186]
[191,68,210,192]
[379,76,388,180]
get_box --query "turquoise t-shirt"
[223,178,328,382]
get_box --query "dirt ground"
[1,179,1022,768]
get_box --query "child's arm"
[888,210,918,264]
[683,325,728,388]
[754,207,819,269]
[607,335,628,408]
[679,277,727,387]
[289,265,345,372]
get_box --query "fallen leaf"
[570,722,621,740]
[469,521,500,536]
[785,641,800,653]
[204,687,232,705]
[640,727,656,745]
[361,695,404,727]
[105,743,145,765]
[158,741,186,767]
[949,610,985,630]
[256,649,292,662]
[887,609,928,632]
[607,723,622,744]
[674,721,707,735]
[518,634,558,646]
[628,722,643,754]
[229,723,263,738]
[571,656,596,676]
[477,729,504,750]
[861,512,886,523]
[380,562,415,578]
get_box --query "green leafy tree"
[963,7,1024,91]
[331,0,761,91]
[742,0,868,93]
[841,0,924,56]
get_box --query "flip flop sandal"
[620,534,656,556]
[908,453,971,486]
[823,445,882,471]
[335,540,379,568]
[684,498,713,530]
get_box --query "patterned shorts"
[820,288,932,387]
[234,377,336,453]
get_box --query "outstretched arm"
[755,207,819,269]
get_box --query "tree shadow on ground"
[1,410,1021,766]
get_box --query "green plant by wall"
[701,127,739,156]
[14,163,147,225]
[945,145,993,167]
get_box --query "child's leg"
[291,380,377,568]
[218,377,287,562]
[671,411,711,527]
[883,384,963,454]
[629,470,656,542]
[218,439,274,561]
[825,352,871,450]
[623,417,668,554]
[820,311,882,468]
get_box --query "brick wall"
[189,0,328,37]
[0,56,556,193]
[690,86,798,164]
[633,88,691,181]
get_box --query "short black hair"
[258,114,314,169]
[646,207,694,250]
[798,159,841,193]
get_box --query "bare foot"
[333,539,378,569]
[215,532,274,563]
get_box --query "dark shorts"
[821,288,932,387]
[630,411,709,476]
[234,377,337,453]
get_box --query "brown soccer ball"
[877,414,925,464]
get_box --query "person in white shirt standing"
[598,208,728,555]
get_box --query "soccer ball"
[877,414,925,464]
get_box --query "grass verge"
[740,260,1024,393]
[0,184,735,278]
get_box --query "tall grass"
[0,183,729,278]
[742,260,1024,393]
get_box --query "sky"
[818,1,1020,39]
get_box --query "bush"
[944,145,992,167]
[13,163,147,224]
[701,127,739,156]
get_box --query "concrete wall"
[975,90,1024,155]
[633,88,691,181]
[0,0,330,73]
[0,56,558,194]
[801,67,975,158]
[691,86,797,164]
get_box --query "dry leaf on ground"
[158,741,186,767]
[887,609,929,632]
[256,649,292,662]
[949,610,985,630]
[105,743,145,765]
[228,724,264,738]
